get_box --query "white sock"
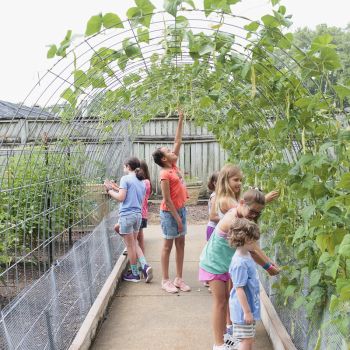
[213,345,225,350]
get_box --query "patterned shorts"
[232,322,256,339]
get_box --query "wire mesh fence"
[259,232,348,350]
[0,208,123,350]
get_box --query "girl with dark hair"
[104,157,153,283]
[138,160,152,253]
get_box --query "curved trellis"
[0,2,349,349]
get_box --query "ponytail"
[124,157,145,181]
[135,167,146,181]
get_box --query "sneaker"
[142,264,153,283]
[224,333,239,349]
[122,248,128,256]
[161,279,178,293]
[173,277,191,292]
[203,281,210,287]
[122,271,141,283]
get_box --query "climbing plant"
[47,0,350,345]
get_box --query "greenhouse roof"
[0,100,57,120]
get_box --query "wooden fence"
[132,117,227,195]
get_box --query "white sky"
[0,0,349,103]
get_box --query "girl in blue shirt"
[105,157,153,283]
[228,218,261,350]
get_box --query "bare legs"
[161,235,185,280]
[209,280,229,346]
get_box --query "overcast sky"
[0,0,349,103]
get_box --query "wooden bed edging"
[260,282,298,350]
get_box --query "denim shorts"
[119,212,142,234]
[160,207,187,239]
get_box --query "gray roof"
[0,100,57,120]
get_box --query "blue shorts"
[119,212,142,234]
[160,207,187,240]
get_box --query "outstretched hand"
[177,108,184,119]
[267,263,281,276]
[265,190,279,203]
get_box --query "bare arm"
[265,190,279,203]
[209,196,220,222]
[160,179,183,232]
[236,287,254,324]
[249,241,280,276]
[104,179,125,202]
[173,110,184,157]
[108,188,126,202]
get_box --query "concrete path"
[91,225,273,350]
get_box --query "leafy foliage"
[47,0,350,342]
[0,147,84,268]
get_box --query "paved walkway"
[91,225,273,350]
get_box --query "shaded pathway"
[91,225,273,350]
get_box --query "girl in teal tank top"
[199,189,280,350]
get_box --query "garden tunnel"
[0,2,349,349]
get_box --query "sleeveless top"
[207,192,217,228]
[199,208,239,274]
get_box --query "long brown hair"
[140,160,152,192]
[215,164,242,212]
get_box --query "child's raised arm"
[173,109,184,157]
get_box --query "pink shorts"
[198,267,230,282]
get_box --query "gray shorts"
[232,322,256,339]
[119,213,142,234]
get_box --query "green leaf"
[183,0,196,9]
[85,14,103,36]
[333,84,350,101]
[47,45,57,59]
[199,42,215,56]
[261,14,280,28]
[244,21,260,32]
[329,294,339,313]
[102,13,124,29]
[137,27,149,44]
[199,96,214,108]
[336,173,350,190]
[311,34,335,50]
[56,30,72,57]
[270,0,280,5]
[204,0,232,17]
[293,296,304,309]
[61,88,77,107]
[164,0,181,17]
[123,38,141,58]
[310,269,322,287]
[302,205,315,221]
[136,0,155,11]
[74,70,89,89]
[339,234,350,258]
[87,68,106,88]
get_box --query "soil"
[148,202,208,225]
